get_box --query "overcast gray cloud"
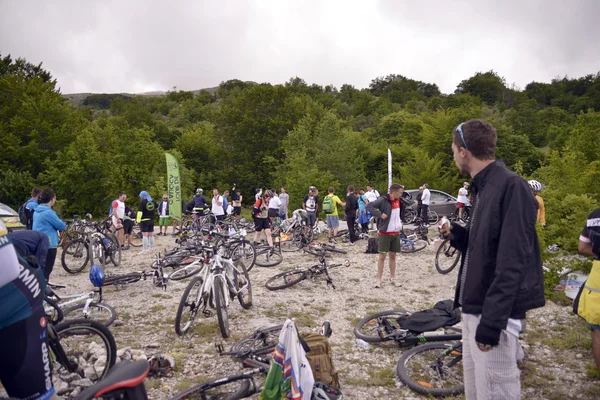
[1,0,598,94]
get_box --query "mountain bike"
[302,242,347,257]
[405,209,439,225]
[45,282,116,327]
[435,238,461,274]
[265,247,350,290]
[396,341,464,397]
[399,232,428,253]
[175,246,253,338]
[448,204,471,224]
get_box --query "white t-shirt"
[160,201,169,217]
[269,196,281,210]
[212,195,224,216]
[365,190,379,203]
[112,199,125,219]
[421,188,431,205]
[457,187,470,205]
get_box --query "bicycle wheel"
[170,262,204,280]
[405,209,417,224]
[107,233,122,266]
[230,325,282,355]
[103,272,142,286]
[62,302,117,327]
[175,276,204,336]
[254,247,283,267]
[265,270,307,290]
[172,376,251,400]
[230,240,256,272]
[400,239,428,253]
[280,239,300,253]
[89,236,106,269]
[435,239,461,274]
[214,275,230,338]
[322,244,347,254]
[396,343,464,397]
[61,239,90,273]
[233,260,253,310]
[354,310,410,343]
[50,318,117,382]
[428,210,439,224]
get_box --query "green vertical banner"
[165,153,182,221]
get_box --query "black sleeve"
[449,223,469,252]
[366,197,383,217]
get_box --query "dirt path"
[49,224,599,399]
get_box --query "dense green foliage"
[1,54,599,263]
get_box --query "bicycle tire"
[175,276,204,336]
[233,260,253,310]
[214,275,230,338]
[400,239,428,253]
[44,296,64,324]
[230,240,256,272]
[103,272,142,286]
[62,302,117,327]
[322,244,347,254]
[405,209,417,224]
[170,262,204,281]
[89,236,106,269]
[428,210,439,224]
[107,233,122,266]
[230,325,283,355]
[354,310,410,343]
[61,239,90,274]
[51,318,117,381]
[254,247,283,267]
[172,376,251,400]
[396,343,464,397]
[265,270,307,290]
[334,229,348,238]
[280,239,300,253]
[435,239,461,274]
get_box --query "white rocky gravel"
[45,224,598,400]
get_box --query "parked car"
[0,203,25,232]
[402,189,458,222]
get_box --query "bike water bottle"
[103,238,110,248]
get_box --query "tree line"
[1,53,599,262]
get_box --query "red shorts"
[457,202,465,208]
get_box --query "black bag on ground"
[397,299,461,333]
[365,237,378,254]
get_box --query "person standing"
[366,183,404,288]
[303,186,319,229]
[122,206,135,248]
[222,190,231,215]
[415,186,423,222]
[157,194,170,236]
[365,184,380,229]
[191,188,208,216]
[137,191,157,251]
[440,119,545,399]
[457,182,471,220]
[357,188,370,233]
[211,188,225,222]
[279,187,289,220]
[32,188,66,281]
[252,190,274,247]
[528,180,546,228]
[111,192,126,246]
[576,207,600,373]
[23,187,41,229]
[323,187,345,242]
[231,184,243,220]
[345,186,359,246]
[268,189,281,221]
[421,184,431,225]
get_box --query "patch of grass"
[583,383,600,398]
[344,376,369,386]
[289,310,318,327]
[151,304,166,312]
[349,278,360,283]
[345,315,361,326]
[412,288,431,295]
[174,378,197,392]
[145,378,161,390]
[191,321,220,336]
[119,312,132,321]
[585,363,600,380]
[366,369,396,387]
[129,291,137,297]
[545,291,573,307]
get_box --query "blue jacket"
[25,197,39,211]
[32,204,66,248]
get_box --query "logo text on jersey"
[19,264,41,298]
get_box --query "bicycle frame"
[44,289,102,318]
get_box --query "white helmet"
[196,188,203,194]
[528,180,542,193]
[311,382,342,400]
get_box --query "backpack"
[300,333,340,388]
[322,195,335,214]
[365,237,379,254]
[305,196,316,212]
[18,200,34,228]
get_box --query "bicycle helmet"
[85,213,93,220]
[89,264,105,287]
[265,190,274,198]
[309,186,317,192]
[196,188,203,194]
[311,382,342,400]
[528,180,542,193]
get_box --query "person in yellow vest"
[137,191,158,251]
[528,180,546,228]
[323,187,345,243]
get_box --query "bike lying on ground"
[45,282,117,327]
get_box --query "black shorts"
[0,306,54,400]
[123,220,133,235]
[233,206,242,216]
[254,217,271,232]
[139,220,155,233]
[268,208,279,218]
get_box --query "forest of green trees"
[1,53,599,273]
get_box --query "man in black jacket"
[345,185,359,246]
[441,119,544,399]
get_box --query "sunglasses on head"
[456,123,469,152]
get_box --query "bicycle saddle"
[75,359,149,400]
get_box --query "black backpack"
[18,200,35,229]
[365,237,378,254]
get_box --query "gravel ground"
[46,222,599,400]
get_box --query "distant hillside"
[63,86,221,107]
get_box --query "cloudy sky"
[1,0,598,94]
